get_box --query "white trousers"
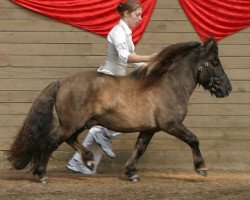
[72,126,121,172]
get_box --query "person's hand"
[148,53,158,62]
[141,62,149,68]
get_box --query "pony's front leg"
[164,122,207,176]
[125,131,155,181]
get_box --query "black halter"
[197,60,227,92]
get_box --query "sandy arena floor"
[0,169,250,200]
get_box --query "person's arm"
[127,53,157,63]
[111,28,157,64]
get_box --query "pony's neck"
[165,51,200,97]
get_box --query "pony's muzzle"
[226,85,232,94]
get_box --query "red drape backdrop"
[11,0,157,44]
[179,0,250,41]
[11,0,250,42]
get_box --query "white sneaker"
[67,159,95,175]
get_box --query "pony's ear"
[203,36,218,55]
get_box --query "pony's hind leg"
[33,126,65,183]
[125,131,155,181]
[165,122,207,176]
[66,130,95,171]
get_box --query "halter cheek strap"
[197,61,227,92]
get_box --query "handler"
[67,0,157,174]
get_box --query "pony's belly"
[99,113,157,133]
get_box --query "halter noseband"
[197,60,227,92]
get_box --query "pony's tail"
[8,80,60,170]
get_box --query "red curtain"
[12,0,250,42]
[11,0,156,44]
[179,0,250,41]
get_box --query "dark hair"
[116,0,142,16]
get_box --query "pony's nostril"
[227,85,232,93]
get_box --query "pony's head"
[197,37,232,97]
[130,37,232,97]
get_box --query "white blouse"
[97,19,143,76]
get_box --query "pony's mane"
[129,41,201,89]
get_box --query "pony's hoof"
[195,168,208,177]
[86,161,95,171]
[39,177,48,184]
[128,175,140,182]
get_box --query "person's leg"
[67,127,101,174]
[67,126,120,174]
[91,126,119,158]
